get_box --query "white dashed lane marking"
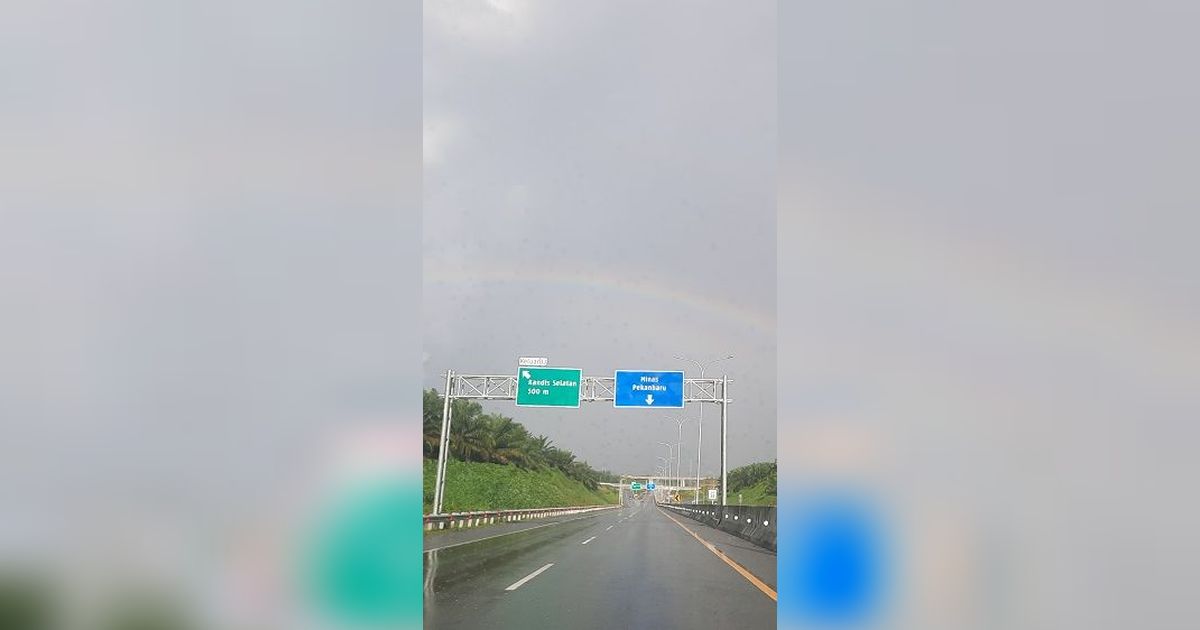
[506,564,554,591]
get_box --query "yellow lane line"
[659,508,777,602]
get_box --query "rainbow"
[425,265,776,338]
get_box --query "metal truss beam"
[450,374,731,404]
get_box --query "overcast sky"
[423,1,776,477]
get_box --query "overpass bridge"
[599,481,704,492]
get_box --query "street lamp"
[664,416,691,497]
[675,354,733,503]
[654,457,669,501]
[656,441,675,499]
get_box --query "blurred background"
[779,1,1199,628]
[0,1,422,629]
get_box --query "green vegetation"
[0,574,53,630]
[423,459,618,513]
[730,478,776,506]
[423,388,620,513]
[727,460,776,506]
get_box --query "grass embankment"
[726,460,777,506]
[730,479,777,506]
[423,459,618,514]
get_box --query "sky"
[422,0,777,477]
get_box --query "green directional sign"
[631,482,642,491]
[516,367,582,408]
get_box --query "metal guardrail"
[660,503,777,552]
[423,504,620,531]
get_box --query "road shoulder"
[656,504,777,590]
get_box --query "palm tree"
[423,389,443,458]
[527,435,555,469]
[421,388,614,493]
[450,398,484,423]
[486,415,536,468]
[544,447,575,474]
[568,461,599,490]
[425,389,493,462]
[448,411,489,463]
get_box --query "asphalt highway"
[423,496,776,629]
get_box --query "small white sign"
[518,356,549,367]
[708,488,718,501]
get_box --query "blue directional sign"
[647,482,656,490]
[613,370,685,408]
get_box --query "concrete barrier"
[661,503,776,552]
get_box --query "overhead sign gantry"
[430,365,732,515]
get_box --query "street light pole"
[654,459,669,502]
[721,373,729,505]
[675,355,733,503]
[677,421,685,495]
[664,417,690,497]
[657,441,675,500]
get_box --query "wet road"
[423,498,776,629]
